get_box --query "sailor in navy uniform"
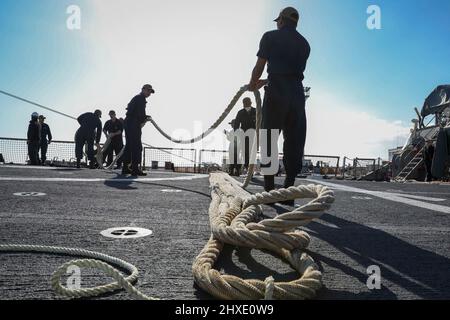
[248,7,310,205]
[38,115,52,165]
[122,84,154,176]
[233,97,257,171]
[75,109,102,169]
[103,110,124,169]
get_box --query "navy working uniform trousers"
[103,119,124,167]
[123,93,147,173]
[123,118,143,172]
[262,75,307,180]
[27,119,40,165]
[39,123,52,164]
[233,107,257,169]
[75,130,95,161]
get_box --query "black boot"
[131,170,147,177]
[130,163,146,177]
[264,175,275,192]
[76,159,81,169]
[122,163,132,175]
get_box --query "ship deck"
[0,165,449,300]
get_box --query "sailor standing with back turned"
[248,7,310,206]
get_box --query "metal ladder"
[394,128,440,182]
[394,151,424,182]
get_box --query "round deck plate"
[100,227,153,239]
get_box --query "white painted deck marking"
[305,179,450,214]
[352,196,372,200]
[0,175,208,183]
[0,165,196,175]
[386,189,450,195]
[13,192,46,197]
[1,165,68,170]
[388,193,446,202]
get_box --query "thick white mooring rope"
[148,86,261,145]
[192,173,335,300]
[0,244,156,300]
[147,85,262,189]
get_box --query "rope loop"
[192,173,335,300]
[0,244,158,300]
[51,258,158,300]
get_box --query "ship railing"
[197,149,340,176]
[0,136,82,165]
[341,157,384,179]
[0,137,198,172]
[142,146,197,173]
[0,136,341,177]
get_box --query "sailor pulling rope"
[0,89,181,170]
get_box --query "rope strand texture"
[192,173,335,300]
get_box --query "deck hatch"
[100,227,153,239]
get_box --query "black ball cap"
[142,84,155,93]
[274,7,299,23]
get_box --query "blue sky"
[0,0,449,159]
[295,0,450,120]
[0,0,94,132]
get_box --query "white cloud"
[305,92,411,160]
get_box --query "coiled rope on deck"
[192,173,335,300]
[0,244,157,300]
